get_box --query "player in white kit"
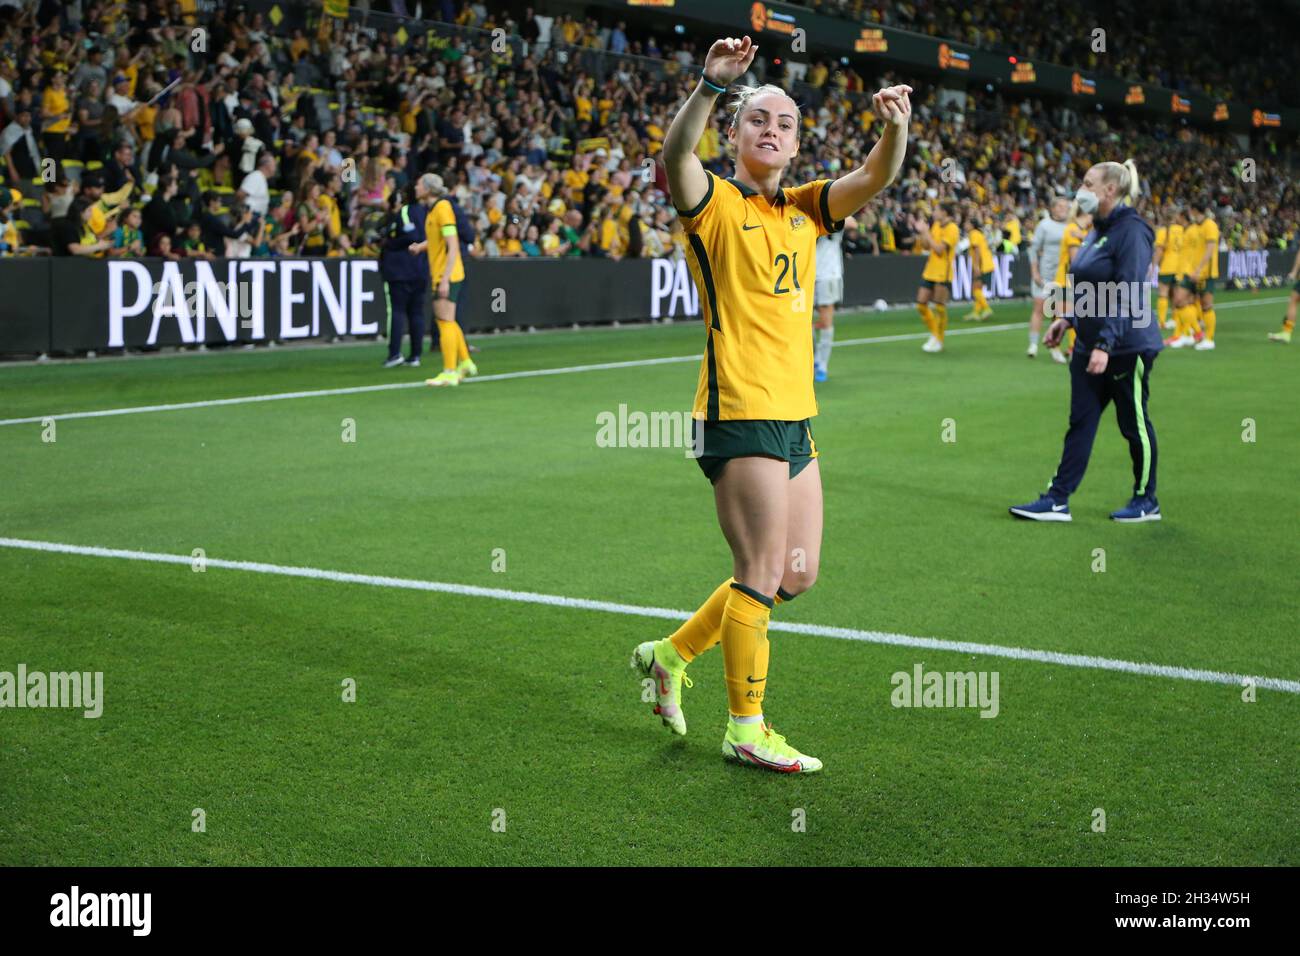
[1027,197,1070,358]
[813,215,856,381]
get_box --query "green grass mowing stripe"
[4,536,1297,695]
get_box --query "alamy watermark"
[0,664,103,718]
[891,664,999,718]
[596,404,703,458]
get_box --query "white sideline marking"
[0,324,1020,427]
[2,536,1296,695]
[0,295,1285,428]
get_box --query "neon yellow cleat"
[456,358,479,379]
[630,639,692,735]
[1268,328,1292,344]
[722,719,822,773]
[425,371,461,387]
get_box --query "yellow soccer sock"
[721,584,772,718]
[1063,327,1076,352]
[436,320,460,371]
[1285,314,1296,333]
[668,578,734,662]
[1157,295,1169,327]
[973,287,989,313]
[1180,305,1198,338]
[933,303,948,342]
[1202,308,1216,341]
[917,302,935,335]
[1190,302,1204,336]
[455,323,471,364]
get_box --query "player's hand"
[437,278,450,298]
[1044,317,1070,348]
[872,85,913,129]
[1086,348,1109,375]
[703,36,758,86]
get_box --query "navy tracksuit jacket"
[380,202,429,359]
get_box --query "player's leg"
[426,290,462,386]
[714,454,821,773]
[916,283,936,345]
[451,280,477,378]
[927,282,949,351]
[1157,280,1171,330]
[1269,288,1298,342]
[1194,285,1216,350]
[1028,292,1045,357]
[813,300,833,381]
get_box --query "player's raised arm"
[662,36,758,213]
[824,85,912,222]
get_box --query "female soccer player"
[411,173,477,387]
[630,34,910,774]
[1267,247,1300,343]
[1027,197,1069,358]
[911,202,960,352]
[1009,159,1163,523]
[962,214,996,322]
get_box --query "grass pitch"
[1,289,1296,866]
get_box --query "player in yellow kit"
[1048,206,1091,363]
[1185,203,1220,350]
[1169,206,1205,347]
[1153,209,1178,332]
[411,173,477,387]
[911,203,960,352]
[962,214,996,321]
[630,34,910,773]
[1267,247,1300,343]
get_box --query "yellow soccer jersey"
[1181,221,1203,277]
[921,221,960,282]
[678,170,843,421]
[1055,221,1087,287]
[1154,226,1167,272]
[425,199,465,283]
[969,228,994,273]
[1200,217,1220,278]
[1166,223,1184,278]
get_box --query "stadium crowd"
[0,0,1295,266]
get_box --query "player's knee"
[780,565,819,597]
[734,559,785,599]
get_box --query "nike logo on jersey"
[742,223,761,231]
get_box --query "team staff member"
[911,202,959,352]
[630,34,910,773]
[380,185,428,368]
[1267,246,1300,343]
[1010,159,1164,523]
[1185,203,1220,350]
[1027,197,1069,358]
[411,173,477,387]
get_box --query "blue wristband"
[700,74,726,94]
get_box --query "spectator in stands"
[1,103,41,182]
[238,150,274,217]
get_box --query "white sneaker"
[1169,335,1193,349]
[1050,347,1068,364]
[921,335,943,353]
[1194,339,1216,351]
[1027,342,1038,358]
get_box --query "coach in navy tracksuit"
[1010,160,1164,523]
[380,191,429,367]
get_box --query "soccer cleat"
[1009,494,1072,522]
[921,335,943,353]
[1194,338,1216,351]
[382,355,405,368]
[1049,347,1068,364]
[1168,335,1193,349]
[425,370,460,387]
[456,357,478,379]
[630,639,692,735]
[1027,342,1038,358]
[813,365,828,383]
[1268,328,1292,344]
[1110,496,1161,522]
[722,720,823,774]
